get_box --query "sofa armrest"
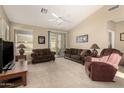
[90,62,117,81]
[80,50,91,57]
[91,62,117,70]
[31,53,37,58]
[85,56,102,62]
[85,56,92,62]
[85,61,92,72]
[31,52,43,58]
[64,51,67,54]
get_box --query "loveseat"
[64,48,91,65]
[31,48,56,64]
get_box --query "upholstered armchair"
[85,48,123,81]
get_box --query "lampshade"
[90,43,100,49]
[17,44,26,48]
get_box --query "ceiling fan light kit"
[41,8,48,14]
[49,12,71,25]
[40,7,71,25]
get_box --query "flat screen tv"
[0,38,14,73]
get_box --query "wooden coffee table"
[0,61,28,87]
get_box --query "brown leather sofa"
[64,48,91,65]
[31,48,56,64]
[85,48,123,81]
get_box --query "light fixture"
[41,8,48,14]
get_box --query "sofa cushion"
[100,49,113,56]
[65,49,71,54]
[32,49,41,54]
[77,49,82,55]
[70,49,78,55]
[71,55,81,60]
[42,49,51,55]
[35,55,51,59]
[65,54,71,57]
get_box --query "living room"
[0,0,124,90]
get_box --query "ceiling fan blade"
[48,19,56,21]
[51,13,71,23]
[63,19,71,23]
[52,13,59,18]
[60,17,71,23]
[57,22,63,25]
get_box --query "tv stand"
[0,61,27,87]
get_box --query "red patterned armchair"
[85,48,123,81]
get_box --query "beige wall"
[107,20,116,31]
[69,6,124,53]
[0,6,10,39]
[115,21,124,52]
[0,6,9,24]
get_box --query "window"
[15,29,33,54]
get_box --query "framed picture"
[120,33,124,41]
[38,36,45,44]
[76,34,88,43]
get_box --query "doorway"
[108,30,115,48]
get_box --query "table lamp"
[90,43,100,57]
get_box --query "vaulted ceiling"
[3,5,102,31]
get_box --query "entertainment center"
[0,38,14,72]
[0,61,27,87]
[0,38,28,87]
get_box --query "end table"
[15,55,27,62]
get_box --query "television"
[0,38,14,73]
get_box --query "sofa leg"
[52,59,55,62]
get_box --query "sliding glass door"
[48,31,66,57]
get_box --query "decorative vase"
[92,49,98,57]
[19,48,25,55]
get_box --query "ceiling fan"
[48,13,71,25]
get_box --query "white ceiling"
[3,5,102,31]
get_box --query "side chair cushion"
[92,56,109,63]
[107,53,122,69]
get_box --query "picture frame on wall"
[38,36,45,44]
[76,34,88,43]
[120,33,124,41]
